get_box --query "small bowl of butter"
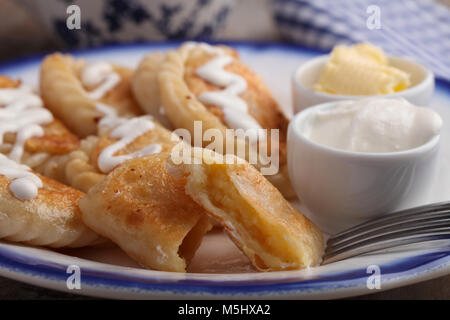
[292,43,434,113]
[287,97,442,235]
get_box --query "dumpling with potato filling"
[168,148,324,271]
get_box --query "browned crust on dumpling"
[26,120,80,155]
[184,46,289,142]
[0,75,80,156]
[100,65,142,117]
[158,43,289,171]
[0,76,21,88]
[0,173,101,248]
[79,153,212,272]
[186,47,289,167]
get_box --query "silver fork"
[322,201,450,264]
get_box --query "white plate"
[0,42,450,299]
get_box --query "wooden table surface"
[0,0,449,300]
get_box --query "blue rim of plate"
[0,41,449,298]
[1,242,450,297]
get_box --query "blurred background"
[0,0,279,61]
[0,0,449,80]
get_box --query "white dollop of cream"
[191,43,264,140]
[0,153,42,200]
[81,62,121,100]
[0,86,53,163]
[305,98,442,153]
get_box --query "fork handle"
[322,232,450,264]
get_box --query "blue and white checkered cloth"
[273,0,450,80]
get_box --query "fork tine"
[327,211,450,248]
[328,201,450,244]
[326,218,450,254]
[322,230,450,265]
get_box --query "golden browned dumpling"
[0,159,101,248]
[0,75,79,156]
[157,42,294,198]
[48,135,104,193]
[169,148,324,271]
[79,153,212,272]
[56,118,179,193]
[39,55,181,192]
[24,120,80,156]
[0,75,99,247]
[40,53,141,138]
[0,75,80,183]
[131,51,172,127]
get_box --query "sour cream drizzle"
[0,86,53,200]
[190,43,264,139]
[94,103,163,173]
[97,115,162,173]
[0,86,53,162]
[0,148,43,200]
[96,107,163,173]
[80,62,162,173]
[81,62,121,100]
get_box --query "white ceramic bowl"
[287,101,441,235]
[292,55,435,113]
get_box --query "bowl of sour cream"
[287,97,442,235]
